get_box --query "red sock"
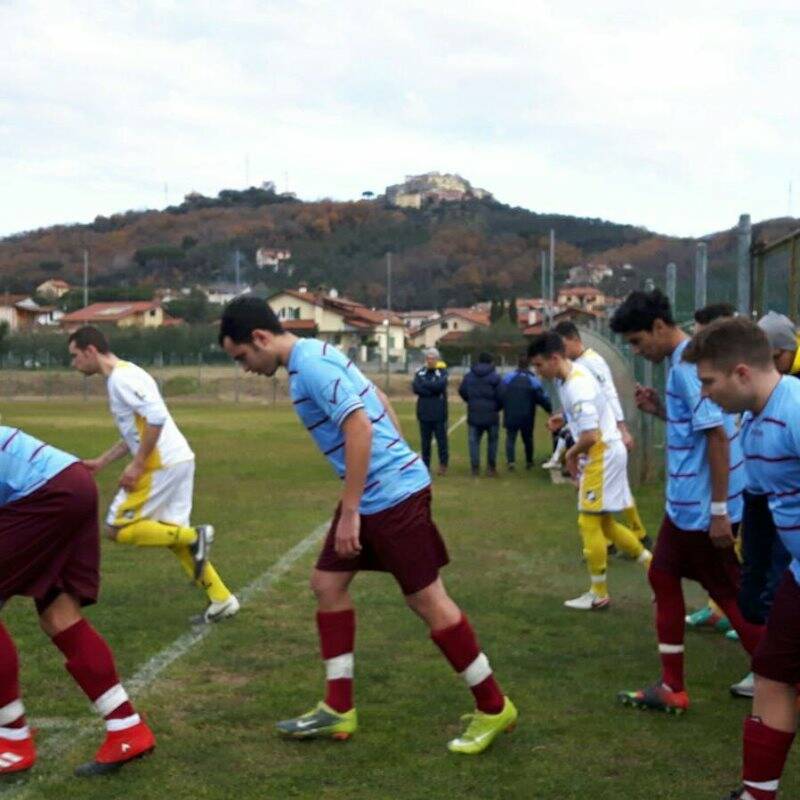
[317,610,355,713]
[51,620,137,728]
[0,622,26,732]
[649,567,686,692]
[431,614,504,714]
[716,596,765,656]
[742,716,795,799]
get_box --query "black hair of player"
[609,289,675,334]
[554,320,580,340]
[218,296,284,345]
[68,326,110,354]
[693,303,735,326]
[478,352,494,364]
[527,331,565,359]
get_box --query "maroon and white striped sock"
[0,622,28,741]
[431,615,504,715]
[741,715,795,800]
[317,610,355,713]
[51,619,139,732]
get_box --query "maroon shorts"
[752,570,800,685]
[316,487,449,595]
[651,514,741,601]
[0,463,100,612]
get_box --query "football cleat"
[0,731,36,775]
[722,789,752,799]
[190,524,214,581]
[726,628,740,642]
[276,702,357,740]
[447,696,518,755]
[564,591,610,611]
[685,605,731,634]
[541,457,561,469]
[191,594,240,625]
[730,672,755,699]
[74,719,155,777]
[617,683,690,714]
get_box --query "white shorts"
[577,439,633,514]
[106,459,195,528]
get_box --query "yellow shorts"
[578,439,633,514]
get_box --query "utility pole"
[83,249,89,307]
[666,262,677,309]
[385,251,392,391]
[548,229,556,328]
[736,214,752,316]
[694,242,708,310]
[234,249,241,292]
[540,250,547,326]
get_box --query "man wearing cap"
[759,310,800,377]
[412,348,449,476]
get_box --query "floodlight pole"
[736,214,752,316]
[694,242,708,311]
[83,249,89,308]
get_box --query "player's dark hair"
[554,320,580,340]
[68,325,110,354]
[478,352,493,364]
[684,318,773,371]
[527,331,565,358]
[218,296,284,345]
[609,289,675,334]
[517,353,529,370]
[694,303,735,326]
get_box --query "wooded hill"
[2,184,797,310]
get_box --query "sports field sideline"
[0,400,794,800]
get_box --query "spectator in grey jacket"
[412,348,449,475]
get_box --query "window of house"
[453,322,458,329]
[440,321,448,330]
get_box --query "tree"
[508,295,518,325]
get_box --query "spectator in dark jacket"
[499,354,553,470]
[412,347,449,475]
[458,352,501,476]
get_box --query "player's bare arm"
[617,421,634,451]
[84,439,129,473]
[547,412,565,432]
[705,425,734,549]
[119,424,163,491]
[374,385,403,436]
[336,409,372,559]
[634,384,666,419]
[564,428,600,480]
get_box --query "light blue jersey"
[665,339,745,530]
[288,339,430,515]
[0,426,78,507]
[742,376,800,585]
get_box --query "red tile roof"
[282,319,317,332]
[61,301,160,323]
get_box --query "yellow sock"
[170,545,232,603]
[601,514,646,561]
[116,519,197,547]
[708,599,725,617]
[621,505,647,542]
[579,513,609,598]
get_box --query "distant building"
[566,263,614,286]
[200,283,252,306]
[0,295,42,331]
[557,286,608,313]
[36,278,71,299]
[255,247,293,273]
[268,287,406,363]
[398,310,440,332]
[60,301,166,331]
[407,308,490,350]
[385,172,493,209]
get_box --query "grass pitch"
[0,400,792,800]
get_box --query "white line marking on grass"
[1,521,329,798]
[448,414,466,434]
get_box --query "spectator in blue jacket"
[458,352,502,476]
[499,354,553,470]
[412,347,449,476]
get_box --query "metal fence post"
[694,242,708,310]
[737,214,752,315]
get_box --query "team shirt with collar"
[106,361,194,471]
[288,339,430,515]
[556,361,632,513]
[741,376,800,586]
[665,338,745,530]
[0,426,77,507]
[575,347,625,423]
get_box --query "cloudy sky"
[2,0,799,238]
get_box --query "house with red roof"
[60,301,168,332]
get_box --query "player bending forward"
[685,318,800,800]
[0,427,154,777]
[219,296,517,754]
[68,326,239,623]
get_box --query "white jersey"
[106,361,194,471]
[557,362,621,445]
[575,347,625,423]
